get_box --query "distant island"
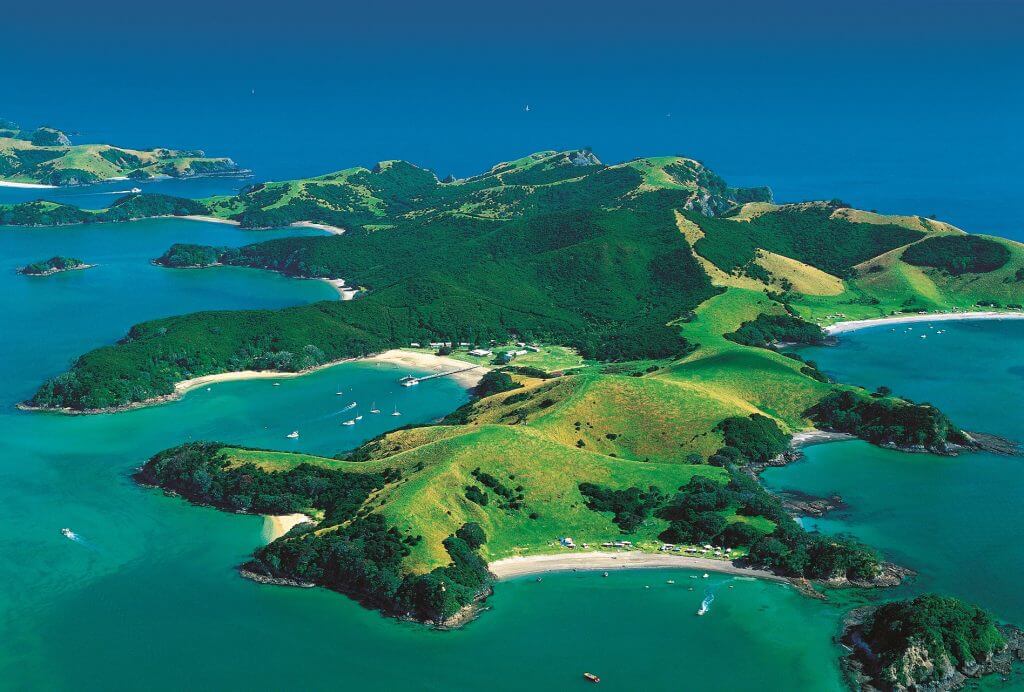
[0,118,249,187]
[842,594,1024,690]
[17,149,1024,636]
[17,256,92,276]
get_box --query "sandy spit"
[825,311,1024,335]
[0,180,57,189]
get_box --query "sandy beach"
[176,214,241,226]
[172,348,485,399]
[826,310,1024,335]
[290,221,346,235]
[0,180,57,189]
[371,349,487,387]
[790,430,855,447]
[488,551,786,582]
[263,513,314,542]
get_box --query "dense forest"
[154,243,227,268]
[726,313,827,349]
[902,234,1010,275]
[843,594,1019,689]
[806,390,970,452]
[579,466,882,584]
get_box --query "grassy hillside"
[0,120,247,186]
[18,148,1024,623]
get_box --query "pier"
[399,366,480,386]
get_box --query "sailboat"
[391,403,401,416]
[354,409,363,421]
[369,402,381,414]
[335,388,344,395]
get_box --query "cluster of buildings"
[556,536,734,559]
[410,339,543,363]
[660,543,734,558]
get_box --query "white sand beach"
[826,310,1024,335]
[290,221,346,235]
[172,349,485,400]
[489,551,786,582]
[263,513,314,542]
[176,215,241,226]
[0,180,57,189]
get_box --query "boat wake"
[697,578,737,616]
[697,591,714,616]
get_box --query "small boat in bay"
[61,528,75,540]
[342,419,356,426]
[370,402,381,414]
[391,404,401,416]
[583,672,600,683]
[286,431,299,439]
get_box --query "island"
[0,118,249,187]
[18,149,1024,630]
[17,256,92,276]
[841,594,1024,690]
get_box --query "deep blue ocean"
[2,0,1022,239]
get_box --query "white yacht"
[286,431,299,439]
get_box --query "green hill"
[0,119,248,186]
[18,149,1024,625]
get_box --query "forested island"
[17,256,91,276]
[0,118,248,186]
[16,149,1024,637]
[842,594,1024,690]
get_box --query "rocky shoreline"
[840,606,1024,691]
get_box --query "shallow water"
[765,322,1024,628]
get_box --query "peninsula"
[18,149,1024,633]
[0,118,248,187]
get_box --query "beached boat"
[286,431,299,439]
